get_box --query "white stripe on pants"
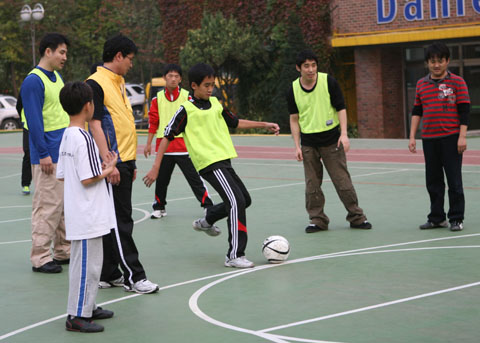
[67,237,103,318]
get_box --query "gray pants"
[67,237,103,318]
[301,143,366,229]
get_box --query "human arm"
[408,115,422,153]
[336,109,349,152]
[457,101,470,154]
[143,138,170,187]
[236,119,280,134]
[289,114,303,161]
[81,151,118,186]
[144,98,159,158]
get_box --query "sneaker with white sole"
[124,279,159,294]
[151,209,167,219]
[98,276,124,289]
[224,256,255,268]
[192,218,221,236]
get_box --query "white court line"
[261,279,480,333]
[190,245,480,343]
[1,234,479,341]
[0,173,21,179]
[0,239,31,245]
[0,217,30,224]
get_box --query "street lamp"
[20,3,45,67]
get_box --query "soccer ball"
[262,235,290,264]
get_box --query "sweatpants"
[152,154,213,210]
[21,128,32,187]
[200,165,251,259]
[67,237,103,318]
[100,161,147,286]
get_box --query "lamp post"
[20,3,45,67]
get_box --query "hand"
[295,147,303,161]
[144,144,151,158]
[338,135,350,152]
[103,151,118,169]
[408,138,416,153]
[458,136,467,154]
[142,168,158,188]
[107,167,120,185]
[266,123,280,135]
[39,156,54,175]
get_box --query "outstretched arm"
[237,119,280,135]
[143,138,170,187]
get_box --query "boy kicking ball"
[143,63,279,268]
[58,82,117,332]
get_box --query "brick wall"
[355,46,405,138]
[331,0,480,34]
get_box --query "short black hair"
[102,34,138,62]
[39,33,70,57]
[296,49,318,68]
[425,42,450,62]
[188,63,215,88]
[60,82,93,116]
[163,63,182,77]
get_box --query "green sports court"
[1,131,479,343]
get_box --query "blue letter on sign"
[377,0,397,23]
[405,0,424,21]
[474,0,480,14]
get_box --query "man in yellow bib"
[287,49,372,233]
[20,33,71,273]
[143,63,279,268]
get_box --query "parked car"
[0,95,21,130]
[125,83,145,121]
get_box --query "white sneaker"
[98,276,124,289]
[124,279,159,294]
[224,256,255,268]
[192,218,221,236]
[151,209,167,219]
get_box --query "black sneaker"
[32,261,62,273]
[449,221,464,231]
[419,220,448,230]
[305,224,328,233]
[53,258,70,265]
[350,221,372,230]
[92,307,114,319]
[66,315,104,333]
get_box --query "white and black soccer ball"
[262,235,290,264]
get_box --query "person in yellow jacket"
[87,34,158,294]
[287,49,372,233]
[19,33,71,273]
[143,63,279,268]
[144,64,213,219]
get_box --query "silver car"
[0,95,21,130]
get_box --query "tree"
[180,12,262,111]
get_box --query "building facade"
[330,0,480,138]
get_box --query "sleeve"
[148,97,159,134]
[458,103,470,126]
[75,131,102,181]
[411,105,423,117]
[327,75,346,111]
[164,106,188,140]
[85,79,105,121]
[456,78,470,104]
[21,74,49,158]
[221,107,239,128]
[285,86,299,115]
[56,143,64,179]
[413,80,422,107]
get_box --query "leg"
[440,135,464,223]
[21,128,32,188]
[152,155,175,211]
[31,164,70,268]
[301,145,329,229]
[320,143,366,225]
[110,162,147,285]
[422,139,447,223]
[201,167,250,258]
[67,238,103,318]
[176,155,214,208]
